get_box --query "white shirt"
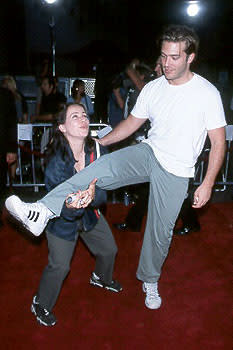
[131,74,226,177]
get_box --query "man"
[0,86,17,227]
[5,25,226,310]
[32,76,66,122]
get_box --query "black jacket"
[45,141,108,241]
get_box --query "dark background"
[0,0,232,75]
[0,0,232,121]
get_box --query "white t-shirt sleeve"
[204,90,226,130]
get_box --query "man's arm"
[98,114,147,146]
[113,88,124,109]
[192,127,226,208]
[126,66,145,91]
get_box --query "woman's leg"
[80,214,117,285]
[37,232,77,311]
[40,143,152,216]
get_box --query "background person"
[31,76,66,122]
[1,75,28,123]
[0,86,17,227]
[67,79,94,120]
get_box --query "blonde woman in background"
[1,76,28,181]
[2,75,28,123]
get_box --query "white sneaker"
[143,282,162,309]
[5,195,54,236]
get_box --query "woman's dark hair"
[45,103,95,163]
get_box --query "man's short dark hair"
[158,24,199,57]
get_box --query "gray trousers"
[40,143,189,283]
[37,214,117,311]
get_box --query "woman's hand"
[65,178,98,209]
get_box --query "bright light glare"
[187,3,200,16]
[44,0,57,4]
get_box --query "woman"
[31,103,122,327]
[67,79,94,119]
[2,75,28,123]
[1,76,27,181]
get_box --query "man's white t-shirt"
[131,73,226,178]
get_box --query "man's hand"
[192,183,212,208]
[65,178,97,209]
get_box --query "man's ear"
[187,53,195,64]
[58,124,66,133]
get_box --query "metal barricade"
[8,122,110,191]
[9,124,232,192]
[193,125,233,190]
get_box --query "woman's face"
[59,104,89,140]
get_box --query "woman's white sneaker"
[143,282,162,309]
[5,195,55,236]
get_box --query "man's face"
[160,40,194,84]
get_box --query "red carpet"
[0,202,232,350]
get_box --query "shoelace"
[145,283,160,299]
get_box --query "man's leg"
[136,160,189,282]
[40,143,151,215]
[136,156,188,309]
[174,195,200,235]
[5,144,153,236]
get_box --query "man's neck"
[168,71,194,86]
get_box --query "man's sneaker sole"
[5,195,50,236]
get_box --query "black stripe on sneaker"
[34,212,40,222]
[30,211,36,221]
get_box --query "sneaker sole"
[5,196,25,223]
[6,195,45,236]
[105,285,122,293]
[90,279,104,288]
[145,298,161,309]
[90,279,122,293]
[31,304,56,327]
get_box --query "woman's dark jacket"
[45,141,108,241]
